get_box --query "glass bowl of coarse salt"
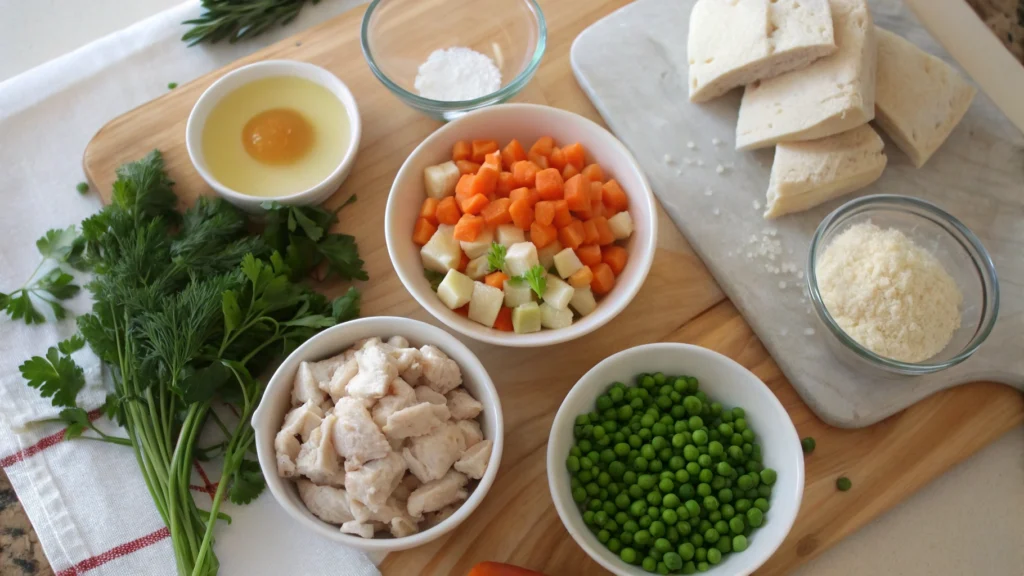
[807,195,999,376]
[360,0,546,121]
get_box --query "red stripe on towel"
[0,409,103,467]
[194,461,218,498]
[55,526,170,576]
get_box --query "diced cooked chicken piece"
[424,504,460,528]
[349,495,408,524]
[340,520,376,539]
[401,361,424,386]
[324,357,358,403]
[296,479,355,525]
[391,515,420,538]
[354,337,384,350]
[414,386,447,405]
[275,401,324,477]
[295,418,346,487]
[455,420,483,448]
[402,423,466,483]
[419,345,462,394]
[346,345,398,400]
[344,452,407,512]
[388,436,405,451]
[293,362,330,407]
[454,439,493,480]
[407,470,469,518]
[390,347,422,373]
[446,388,483,420]
[370,377,418,428]
[384,403,451,440]
[387,336,410,348]
[331,397,391,467]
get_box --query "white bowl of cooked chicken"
[252,316,503,552]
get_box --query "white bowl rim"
[545,342,805,576]
[252,316,504,552]
[384,102,659,348]
[184,59,363,206]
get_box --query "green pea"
[572,487,586,502]
[717,462,733,476]
[675,469,690,484]
[698,469,713,484]
[697,561,710,572]
[760,468,777,486]
[683,396,702,416]
[652,436,668,451]
[669,456,685,471]
[802,437,816,454]
[734,418,747,432]
[642,557,657,572]
[616,493,631,510]
[710,476,726,491]
[731,433,744,446]
[836,476,852,491]
[618,405,634,420]
[732,534,748,552]
[654,537,672,553]
[679,483,695,500]
[685,461,701,476]
[634,529,652,546]
[703,496,719,511]
[718,488,733,504]
[678,542,695,561]
[641,414,656,428]
[704,528,719,544]
[683,445,700,462]
[690,533,704,548]
[697,483,712,498]
[620,547,638,564]
[708,510,722,523]
[720,503,735,520]
[650,459,664,473]
[741,428,755,443]
[729,515,745,534]
[688,416,704,430]
[735,499,751,513]
[634,457,649,472]
[732,407,745,419]
[757,484,772,498]
[662,493,681,509]
[707,547,722,565]
[624,471,637,485]
[684,499,701,518]
[647,492,663,506]
[630,500,647,517]
[736,474,753,491]
[692,430,708,446]
[659,478,674,493]
[747,508,764,527]
[616,511,629,524]
[728,445,744,461]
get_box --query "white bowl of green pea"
[546,343,804,576]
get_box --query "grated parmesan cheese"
[816,222,962,362]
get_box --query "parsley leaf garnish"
[519,265,547,299]
[424,269,445,291]
[1,225,85,324]
[486,242,507,272]
[260,197,366,282]
[228,458,266,505]
[19,338,86,408]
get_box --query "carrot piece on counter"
[582,163,605,183]
[412,218,437,245]
[562,163,580,181]
[469,562,549,576]
[453,214,485,242]
[591,262,616,294]
[454,303,470,316]
[535,168,565,201]
[460,193,490,215]
[471,139,499,163]
[601,179,629,212]
[530,221,558,249]
[534,200,556,226]
[492,307,514,331]
[452,140,472,162]
[436,196,461,225]
[564,174,591,212]
[568,265,594,288]
[419,197,440,225]
[497,172,515,197]
[485,271,509,290]
[511,160,540,188]
[501,139,527,170]
[549,147,567,171]
[482,197,513,226]
[577,243,602,267]
[509,198,535,230]
[552,200,573,228]
[602,245,628,275]
[530,136,555,157]
[456,160,482,175]
[563,142,586,169]
[591,216,616,245]
[528,152,550,170]
[559,219,586,250]
[471,166,499,197]
[582,219,600,245]
[509,187,540,207]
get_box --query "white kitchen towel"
[0,1,381,574]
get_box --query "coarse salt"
[715,164,725,174]
[686,141,696,149]
[415,47,501,101]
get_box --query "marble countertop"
[0,470,52,576]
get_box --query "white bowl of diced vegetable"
[385,103,658,347]
[547,343,804,576]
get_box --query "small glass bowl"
[360,0,546,121]
[807,195,999,376]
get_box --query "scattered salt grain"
[752,200,762,210]
[415,47,501,101]
[713,208,721,216]
[715,165,725,174]
[686,141,696,149]
[664,154,673,164]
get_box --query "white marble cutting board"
[571,0,1024,428]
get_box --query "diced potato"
[421,224,461,273]
[495,225,526,248]
[542,274,575,310]
[540,303,573,329]
[570,286,597,316]
[553,247,584,279]
[503,279,534,308]
[469,282,504,327]
[505,242,539,277]
[607,211,634,240]
[437,269,474,309]
[465,255,490,280]
[460,227,494,259]
[537,240,564,270]
[512,302,542,334]
[424,161,460,199]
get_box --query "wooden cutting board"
[81,1,1024,574]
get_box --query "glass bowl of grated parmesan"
[807,195,999,375]
[361,0,546,121]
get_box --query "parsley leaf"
[19,340,86,408]
[260,197,366,281]
[228,458,266,505]
[521,265,547,299]
[486,242,507,272]
[424,269,445,292]
[36,226,80,261]
[331,286,361,322]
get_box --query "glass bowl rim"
[360,0,548,110]
[806,194,1000,374]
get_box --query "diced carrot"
[471,140,499,163]
[483,151,502,172]
[591,216,616,245]
[530,221,558,249]
[419,197,440,225]
[568,265,594,289]
[528,152,550,170]
[590,181,605,217]
[412,218,437,245]
[458,252,471,273]
[453,141,472,162]
[591,262,616,294]
[509,198,534,230]
[454,214,485,242]
[602,179,629,212]
[535,168,565,201]
[582,164,605,183]
[602,245,628,275]
[511,160,540,188]
[455,173,474,200]
[553,200,573,228]
[564,174,592,212]
[460,193,490,215]
[563,142,586,169]
[549,147,568,170]
[501,139,527,170]
[530,136,555,157]
[577,244,602,267]
[493,307,514,331]
[456,160,481,175]
[559,219,586,250]
[509,187,540,207]
[454,303,470,316]
[582,219,600,245]
[562,163,580,181]
[471,166,499,197]
[436,196,461,225]
[481,197,512,226]
[534,201,556,226]
[485,271,509,290]
[496,172,515,197]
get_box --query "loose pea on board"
[567,373,776,573]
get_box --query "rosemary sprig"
[181,0,321,46]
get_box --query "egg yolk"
[242,108,314,165]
